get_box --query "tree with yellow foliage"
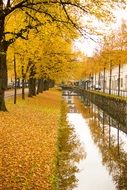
[8,21,80,97]
[0,0,126,110]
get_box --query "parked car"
[94,84,101,90]
[7,82,14,89]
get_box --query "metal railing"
[91,88,127,97]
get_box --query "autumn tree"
[99,26,127,95]
[7,22,79,97]
[0,0,125,110]
[114,21,127,95]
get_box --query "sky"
[74,9,127,57]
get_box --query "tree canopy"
[0,0,126,110]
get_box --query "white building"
[93,63,127,93]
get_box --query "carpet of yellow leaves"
[0,90,61,190]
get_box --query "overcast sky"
[74,8,127,57]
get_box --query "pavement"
[5,88,28,98]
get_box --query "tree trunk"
[91,75,93,90]
[28,64,36,97]
[36,79,40,94]
[41,78,44,92]
[28,78,33,97]
[22,65,25,99]
[98,72,101,86]
[28,78,36,97]
[32,78,36,96]
[109,62,112,95]
[0,50,7,110]
[44,79,49,91]
[37,78,45,94]
[103,67,106,93]
[95,74,96,86]
[50,80,55,88]
[108,116,111,148]
[43,79,46,91]
[14,54,17,104]
[0,7,8,111]
[118,63,121,96]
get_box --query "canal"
[63,91,127,190]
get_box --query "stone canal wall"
[81,90,127,127]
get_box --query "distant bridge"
[61,85,83,96]
[62,91,79,96]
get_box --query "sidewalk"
[5,88,28,98]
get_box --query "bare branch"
[6,0,11,7]
[58,0,88,14]
[60,0,96,42]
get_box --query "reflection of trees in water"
[54,101,85,190]
[89,119,127,190]
[75,97,127,190]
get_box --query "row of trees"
[0,0,125,111]
[81,20,127,95]
[7,22,82,100]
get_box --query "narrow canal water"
[63,91,127,190]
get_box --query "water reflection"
[68,109,116,190]
[63,91,79,113]
[62,91,127,190]
[56,100,85,190]
[63,91,115,190]
[78,96,127,190]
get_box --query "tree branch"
[5,23,42,47]
[6,0,11,7]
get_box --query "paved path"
[5,88,28,98]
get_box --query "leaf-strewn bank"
[0,90,61,190]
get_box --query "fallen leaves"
[0,90,61,189]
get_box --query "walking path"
[5,88,28,98]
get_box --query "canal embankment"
[82,90,127,128]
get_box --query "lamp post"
[103,67,106,93]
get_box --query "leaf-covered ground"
[0,90,61,190]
